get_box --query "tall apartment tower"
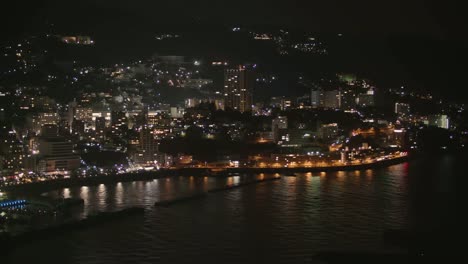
[139,126,159,164]
[224,66,253,112]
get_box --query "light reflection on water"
[63,188,70,199]
[115,182,123,206]
[97,184,106,208]
[8,157,460,264]
[80,186,89,202]
[232,175,240,185]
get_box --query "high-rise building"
[395,103,410,116]
[310,89,324,108]
[224,66,254,112]
[323,90,341,109]
[37,125,80,174]
[138,127,159,165]
[0,130,24,176]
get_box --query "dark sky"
[2,0,466,40]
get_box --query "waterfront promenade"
[1,154,409,194]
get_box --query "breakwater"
[207,176,281,193]
[155,176,281,207]
[154,192,207,207]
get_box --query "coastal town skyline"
[1,1,464,263]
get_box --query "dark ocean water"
[5,154,461,263]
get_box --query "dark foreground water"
[5,154,462,263]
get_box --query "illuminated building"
[224,66,254,112]
[37,125,80,174]
[111,111,127,129]
[136,127,159,165]
[319,123,339,140]
[389,128,406,148]
[256,131,274,143]
[311,89,341,109]
[60,36,94,45]
[181,79,213,89]
[340,89,358,110]
[0,130,24,175]
[323,90,341,109]
[272,116,288,130]
[147,111,162,126]
[211,61,228,66]
[253,33,272,40]
[277,129,315,149]
[356,89,375,107]
[272,116,288,142]
[30,96,56,111]
[428,114,450,129]
[74,107,94,129]
[395,102,410,116]
[92,111,111,129]
[185,98,201,108]
[310,89,323,108]
[270,96,292,110]
[340,151,348,163]
[157,104,171,113]
[214,99,225,110]
[170,107,185,118]
[29,112,60,134]
[185,98,224,110]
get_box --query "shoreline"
[2,155,410,194]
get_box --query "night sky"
[2,0,466,40]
